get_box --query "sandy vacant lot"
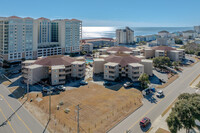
[21,82,143,133]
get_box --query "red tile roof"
[9,16,22,19]
[34,55,75,66]
[104,54,141,67]
[24,17,33,19]
[106,46,132,52]
[37,17,50,20]
[152,46,176,51]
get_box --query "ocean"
[82,27,193,39]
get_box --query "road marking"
[125,65,200,132]
[0,94,32,133]
[0,108,16,133]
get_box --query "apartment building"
[0,16,34,64]
[116,27,134,44]
[81,38,115,48]
[22,64,49,85]
[0,16,82,65]
[144,46,185,61]
[80,43,93,53]
[94,54,153,81]
[182,30,197,39]
[98,46,141,57]
[158,31,170,38]
[22,55,85,85]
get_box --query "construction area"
[19,82,143,133]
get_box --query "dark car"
[140,117,151,127]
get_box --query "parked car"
[56,85,66,91]
[140,117,151,127]
[156,90,164,97]
[80,80,88,85]
[123,82,133,88]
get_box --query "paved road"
[0,83,49,133]
[108,61,200,133]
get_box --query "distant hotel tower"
[116,27,134,45]
[0,16,82,65]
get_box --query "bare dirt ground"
[20,82,143,133]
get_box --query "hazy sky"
[1,0,200,27]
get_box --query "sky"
[1,0,200,27]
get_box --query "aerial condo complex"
[0,1,200,133]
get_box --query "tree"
[172,61,179,69]
[138,73,150,90]
[175,39,183,44]
[153,57,171,70]
[166,93,200,133]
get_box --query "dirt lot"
[20,82,143,133]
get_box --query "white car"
[156,90,164,97]
[123,82,133,88]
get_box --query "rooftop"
[51,65,65,70]
[104,54,141,67]
[106,46,132,52]
[152,46,176,51]
[93,58,105,61]
[129,63,143,67]
[25,64,43,69]
[22,60,36,64]
[34,55,75,66]
[104,62,119,67]
[71,61,85,65]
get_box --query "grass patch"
[155,128,170,133]
[161,98,177,117]
[156,74,179,89]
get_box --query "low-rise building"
[80,43,93,53]
[182,30,197,39]
[22,55,85,85]
[81,38,115,48]
[94,54,153,81]
[144,46,185,61]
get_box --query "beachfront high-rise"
[116,27,134,44]
[0,16,82,65]
[0,16,34,64]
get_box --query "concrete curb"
[106,102,144,133]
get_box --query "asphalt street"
[108,61,200,133]
[0,83,49,133]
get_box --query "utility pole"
[27,79,29,99]
[76,104,81,133]
[49,87,52,121]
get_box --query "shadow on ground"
[143,93,157,104]
[140,123,152,132]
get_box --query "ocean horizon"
[82,26,193,39]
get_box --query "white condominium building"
[0,16,82,65]
[116,27,134,44]
[0,16,34,63]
